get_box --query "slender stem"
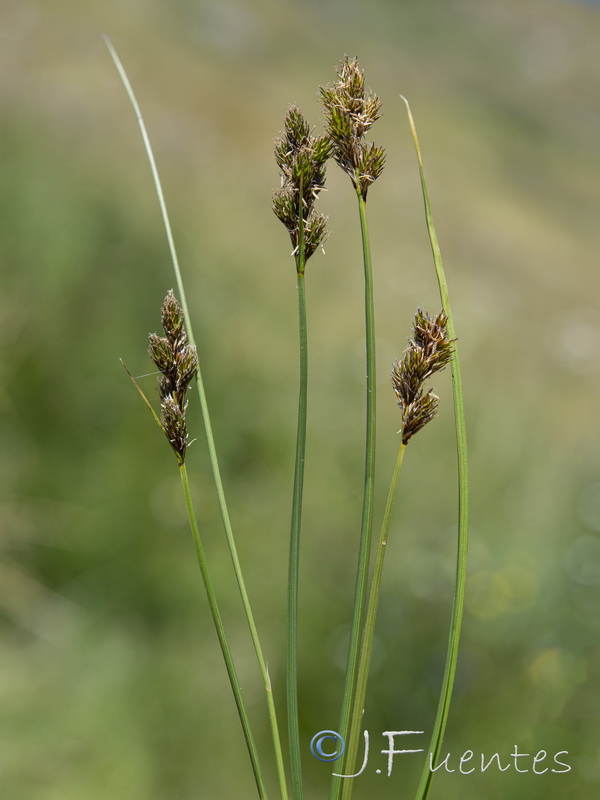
[105,39,289,800]
[340,442,406,800]
[330,188,376,800]
[287,188,307,800]
[179,464,268,799]
[401,96,469,800]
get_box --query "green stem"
[287,194,307,800]
[105,39,289,800]
[340,442,406,800]
[179,464,268,799]
[401,97,469,800]
[330,188,376,800]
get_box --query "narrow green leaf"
[400,96,470,800]
[106,38,289,800]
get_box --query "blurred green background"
[2,0,600,798]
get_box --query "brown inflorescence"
[272,105,332,267]
[319,56,386,199]
[148,290,198,463]
[391,309,454,445]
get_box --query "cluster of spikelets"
[148,291,198,464]
[135,64,452,471]
[319,55,386,199]
[272,106,332,264]
[272,58,454,445]
[391,309,454,444]
[138,62,452,463]
[272,56,386,265]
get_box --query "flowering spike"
[391,308,454,444]
[148,291,198,463]
[272,106,331,269]
[161,289,186,347]
[319,56,385,199]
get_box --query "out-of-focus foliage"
[1,1,600,798]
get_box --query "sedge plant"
[338,310,455,800]
[318,58,386,800]
[122,292,268,797]
[110,41,469,800]
[273,107,331,800]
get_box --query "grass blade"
[104,37,289,800]
[400,95,469,800]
